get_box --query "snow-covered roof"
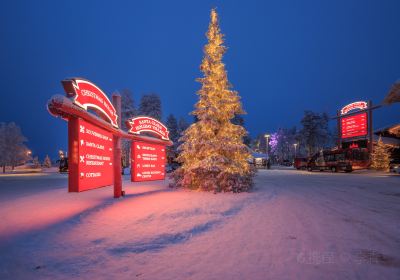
[252,153,268,159]
[373,134,400,146]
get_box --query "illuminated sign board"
[340,101,368,115]
[62,78,119,128]
[127,116,170,140]
[131,142,166,182]
[69,118,114,192]
[341,112,368,139]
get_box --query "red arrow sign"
[62,78,119,128]
[127,116,170,140]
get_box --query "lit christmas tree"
[43,155,52,168]
[370,137,391,171]
[174,9,253,192]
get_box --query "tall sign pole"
[112,93,122,198]
[68,117,79,192]
[337,110,341,149]
[368,100,373,154]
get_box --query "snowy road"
[0,169,399,280]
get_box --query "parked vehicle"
[252,153,268,169]
[281,160,292,166]
[57,157,68,173]
[390,159,400,174]
[307,150,352,172]
[294,157,308,170]
[344,148,370,170]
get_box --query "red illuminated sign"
[69,118,114,192]
[131,142,166,182]
[341,112,368,139]
[340,101,368,115]
[127,116,170,140]
[62,78,119,128]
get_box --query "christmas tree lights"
[174,9,253,192]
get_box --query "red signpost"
[48,78,173,198]
[131,142,166,182]
[68,118,114,192]
[127,116,170,182]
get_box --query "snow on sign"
[127,116,170,140]
[62,78,119,128]
[341,112,368,139]
[69,118,114,192]
[131,142,166,182]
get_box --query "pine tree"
[120,89,137,169]
[166,114,179,144]
[177,117,189,136]
[32,156,40,169]
[139,93,162,120]
[371,137,391,171]
[174,9,253,192]
[120,89,137,130]
[43,155,52,168]
[166,114,180,160]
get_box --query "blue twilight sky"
[1,0,399,159]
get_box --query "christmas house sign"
[340,101,368,115]
[62,78,119,128]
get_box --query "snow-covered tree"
[383,80,400,105]
[43,155,52,168]
[165,114,180,160]
[0,123,6,172]
[178,117,189,135]
[299,111,330,156]
[0,122,30,172]
[174,9,253,192]
[269,127,297,162]
[32,156,40,168]
[139,93,162,120]
[120,89,137,130]
[166,114,179,144]
[120,89,137,169]
[371,137,391,171]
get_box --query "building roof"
[374,123,400,139]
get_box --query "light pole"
[293,143,298,158]
[264,134,270,158]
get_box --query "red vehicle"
[294,157,308,170]
[307,148,370,173]
[307,150,352,172]
[344,147,370,170]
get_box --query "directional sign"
[62,78,119,128]
[341,112,368,139]
[69,118,114,192]
[127,116,170,140]
[131,142,166,182]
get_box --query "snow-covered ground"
[0,169,399,280]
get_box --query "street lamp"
[293,143,298,158]
[264,134,270,158]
